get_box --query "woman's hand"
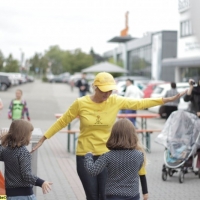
[30,136,46,153]
[163,90,187,104]
[189,78,195,86]
[42,181,53,194]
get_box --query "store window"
[128,45,152,77]
[180,67,200,82]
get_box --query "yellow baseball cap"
[93,72,117,92]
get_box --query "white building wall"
[178,0,200,58]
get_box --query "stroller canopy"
[155,110,200,159]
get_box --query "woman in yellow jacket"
[32,72,186,200]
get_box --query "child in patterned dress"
[0,119,52,199]
[84,118,148,200]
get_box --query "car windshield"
[153,87,164,94]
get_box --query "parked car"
[26,75,35,82]
[46,73,55,82]
[11,73,24,84]
[0,72,18,86]
[0,75,12,91]
[49,72,71,83]
[148,82,190,118]
[143,80,167,98]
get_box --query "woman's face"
[95,87,112,102]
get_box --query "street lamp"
[19,48,24,73]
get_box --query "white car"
[148,82,189,118]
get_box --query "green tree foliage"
[0,51,4,72]
[29,53,49,75]
[3,54,19,72]
[62,49,94,74]
[44,45,64,74]
[44,46,94,74]
[1,45,96,76]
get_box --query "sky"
[0,0,179,61]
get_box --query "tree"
[29,53,49,75]
[3,54,19,72]
[62,49,93,74]
[44,46,94,74]
[44,45,64,75]
[0,51,4,72]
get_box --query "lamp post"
[19,48,24,73]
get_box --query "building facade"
[104,31,177,80]
[161,0,200,82]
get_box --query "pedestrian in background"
[84,118,148,200]
[8,89,30,121]
[124,79,144,126]
[164,82,180,119]
[32,72,186,200]
[0,119,52,199]
[184,78,200,117]
[76,73,89,97]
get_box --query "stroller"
[155,110,200,183]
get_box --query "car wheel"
[159,106,166,119]
[0,83,8,91]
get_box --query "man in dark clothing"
[76,73,89,97]
[164,82,180,119]
[184,79,200,117]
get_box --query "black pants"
[165,106,178,119]
[76,155,107,200]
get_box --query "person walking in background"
[84,118,148,200]
[0,97,3,110]
[76,73,89,97]
[32,72,186,200]
[8,89,30,121]
[0,119,52,199]
[164,82,180,119]
[124,79,144,126]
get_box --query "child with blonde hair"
[0,119,52,200]
[84,118,148,200]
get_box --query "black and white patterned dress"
[0,145,44,196]
[84,150,147,198]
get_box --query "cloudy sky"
[0,0,179,61]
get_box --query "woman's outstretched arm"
[162,90,187,104]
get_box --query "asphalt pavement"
[0,80,200,200]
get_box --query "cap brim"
[98,85,117,92]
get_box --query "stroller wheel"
[168,169,174,177]
[179,170,184,183]
[162,171,167,181]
